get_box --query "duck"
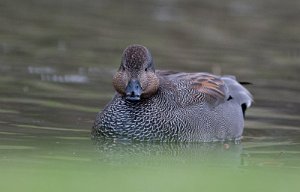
[92,44,253,142]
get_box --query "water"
[0,0,300,191]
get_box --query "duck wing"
[157,70,227,106]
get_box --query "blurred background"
[0,0,300,191]
[0,0,299,137]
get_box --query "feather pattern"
[93,45,253,142]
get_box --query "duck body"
[92,45,252,142]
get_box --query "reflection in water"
[93,139,243,167]
[92,139,300,169]
[40,74,88,83]
[28,66,56,74]
[1,135,299,169]
[28,66,89,83]
[92,139,300,175]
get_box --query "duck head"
[113,45,160,102]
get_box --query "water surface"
[0,0,300,191]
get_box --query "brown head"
[113,45,160,101]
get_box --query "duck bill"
[125,79,142,101]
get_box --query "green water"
[1,0,300,191]
[1,137,300,192]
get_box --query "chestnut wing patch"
[189,74,226,101]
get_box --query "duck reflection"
[92,139,244,167]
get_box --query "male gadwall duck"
[92,44,253,142]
